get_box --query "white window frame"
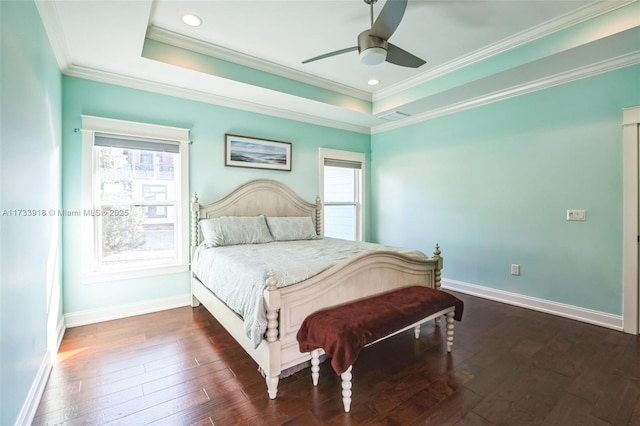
[319,148,365,241]
[81,115,190,282]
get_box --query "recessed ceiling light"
[182,13,202,27]
[368,79,380,86]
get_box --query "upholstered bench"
[296,286,464,412]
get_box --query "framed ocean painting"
[225,134,292,171]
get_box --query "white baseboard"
[56,315,66,350]
[64,294,191,328]
[15,351,52,426]
[442,278,624,331]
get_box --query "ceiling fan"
[302,0,426,68]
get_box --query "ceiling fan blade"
[386,43,426,68]
[302,47,358,64]
[370,0,407,40]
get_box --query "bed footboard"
[273,245,443,372]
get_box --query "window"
[319,148,365,241]
[81,116,190,280]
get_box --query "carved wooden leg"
[311,349,321,386]
[414,324,420,339]
[341,365,353,412]
[266,376,279,399]
[446,310,455,352]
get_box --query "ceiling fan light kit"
[358,31,387,65]
[360,47,386,65]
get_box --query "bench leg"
[311,349,321,386]
[414,324,420,339]
[446,310,455,352]
[341,365,353,413]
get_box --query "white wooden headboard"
[190,179,321,251]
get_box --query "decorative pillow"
[266,216,318,241]
[200,215,273,247]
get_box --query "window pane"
[98,147,176,203]
[324,205,356,240]
[142,184,168,202]
[96,144,179,271]
[324,166,355,203]
[99,205,177,268]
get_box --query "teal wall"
[62,77,370,314]
[0,0,63,424]
[371,64,640,315]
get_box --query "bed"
[189,179,443,399]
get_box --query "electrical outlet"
[511,264,520,276]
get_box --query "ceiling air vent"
[378,111,410,121]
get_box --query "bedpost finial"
[266,270,278,290]
[433,243,441,258]
[192,192,198,203]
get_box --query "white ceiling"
[37,0,640,133]
[149,0,587,92]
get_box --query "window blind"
[323,158,362,169]
[95,134,180,153]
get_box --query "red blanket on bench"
[296,286,463,375]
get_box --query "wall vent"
[378,111,410,121]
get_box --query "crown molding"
[373,0,636,101]
[64,64,371,135]
[372,51,640,134]
[68,51,640,138]
[35,0,72,71]
[35,1,371,134]
[33,0,638,136]
[146,26,372,102]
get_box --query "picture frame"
[225,134,292,171]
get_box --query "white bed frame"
[190,179,443,399]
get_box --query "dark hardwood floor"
[34,292,640,425]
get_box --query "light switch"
[567,209,586,221]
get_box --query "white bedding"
[191,237,428,348]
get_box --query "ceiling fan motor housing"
[358,30,388,65]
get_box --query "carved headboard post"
[315,196,322,236]
[432,243,442,290]
[190,193,200,259]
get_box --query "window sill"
[82,263,190,283]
